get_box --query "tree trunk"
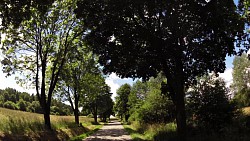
[74,109,79,125]
[44,105,51,130]
[165,66,187,140]
[93,106,98,123]
[94,113,98,123]
[175,87,186,141]
[74,94,79,125]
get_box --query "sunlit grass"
[242,106,250,116]
[124,121,177,141]
[0,107,102,140]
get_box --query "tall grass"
[0,108,101,140]
[243,106,250,116]
[124,117,250,141]
[124,121,177,141]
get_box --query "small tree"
[115,84,131,122]
[231,53,250,107]
[187,75,234,131]
[81,74,112,123]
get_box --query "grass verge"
[0,107,102,140]
[123,121,177,141]
[69,124,103,141]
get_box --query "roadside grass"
[243,106,250,116]
[69,125,103,141]
[0,107,102,140]
[123,121,177,141]
[124,107,250,141]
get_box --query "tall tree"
[81,74,111,123]
[232,53,250,107]
[115,83,131,122]
[75,0,244,139]
[1,0,85,129]
[58,46,98,125]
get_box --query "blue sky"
[0,0,240,99]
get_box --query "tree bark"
[94,112,98,123]
[165,64,187,140]
[74,95,79,125]
[93,105,98,123]
[175,86,186,141]
[44,105,51,130]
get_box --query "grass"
[69,125,103,141]
[242,106,250,116]
[124,118,250,141]
[123,121,177,141]
[0,107,103,140]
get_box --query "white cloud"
[108,72,128,80]
[0,71,36,94]
[105,78,120,100]
[105,72,134,100]
[219,68,233,87]
[108,73,120,80]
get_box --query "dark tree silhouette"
[75,0,244,140]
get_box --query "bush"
[17,99,27,111]
[135,94,175,124]
[3,101,18,110]
[27,101,43,113]
[187,75,235,131]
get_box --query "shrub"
[27,101,43,113]
[17,99,27,111]
[136,94,175,124]
[3,101,18,110]
[187,75,235,131]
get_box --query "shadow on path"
[84,120,132,141]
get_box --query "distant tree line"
[0,87,72,115]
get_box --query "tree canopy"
[1,0,85,129]
[75,0,244,139]
[232,53,250,107]
[0,0,54,28]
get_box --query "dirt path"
[83,120,132,141]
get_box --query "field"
[0,108,102,140]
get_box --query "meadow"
[0,108,102,140]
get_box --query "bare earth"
[83,120,132,141]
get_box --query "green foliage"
[128,74,175,124]
[57,43,99,124]
[27,101,43,113]
[3,101,18,110]
[0,0,54,28]
[137,94,174,124]
[187,75,235,131]
[124,121,177,141]
[1,0,86,128]
[81,74,113,123]
[232,54,250,107]
[115,84,131,121]
[75,1,244,138]
[17,99,27,111]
